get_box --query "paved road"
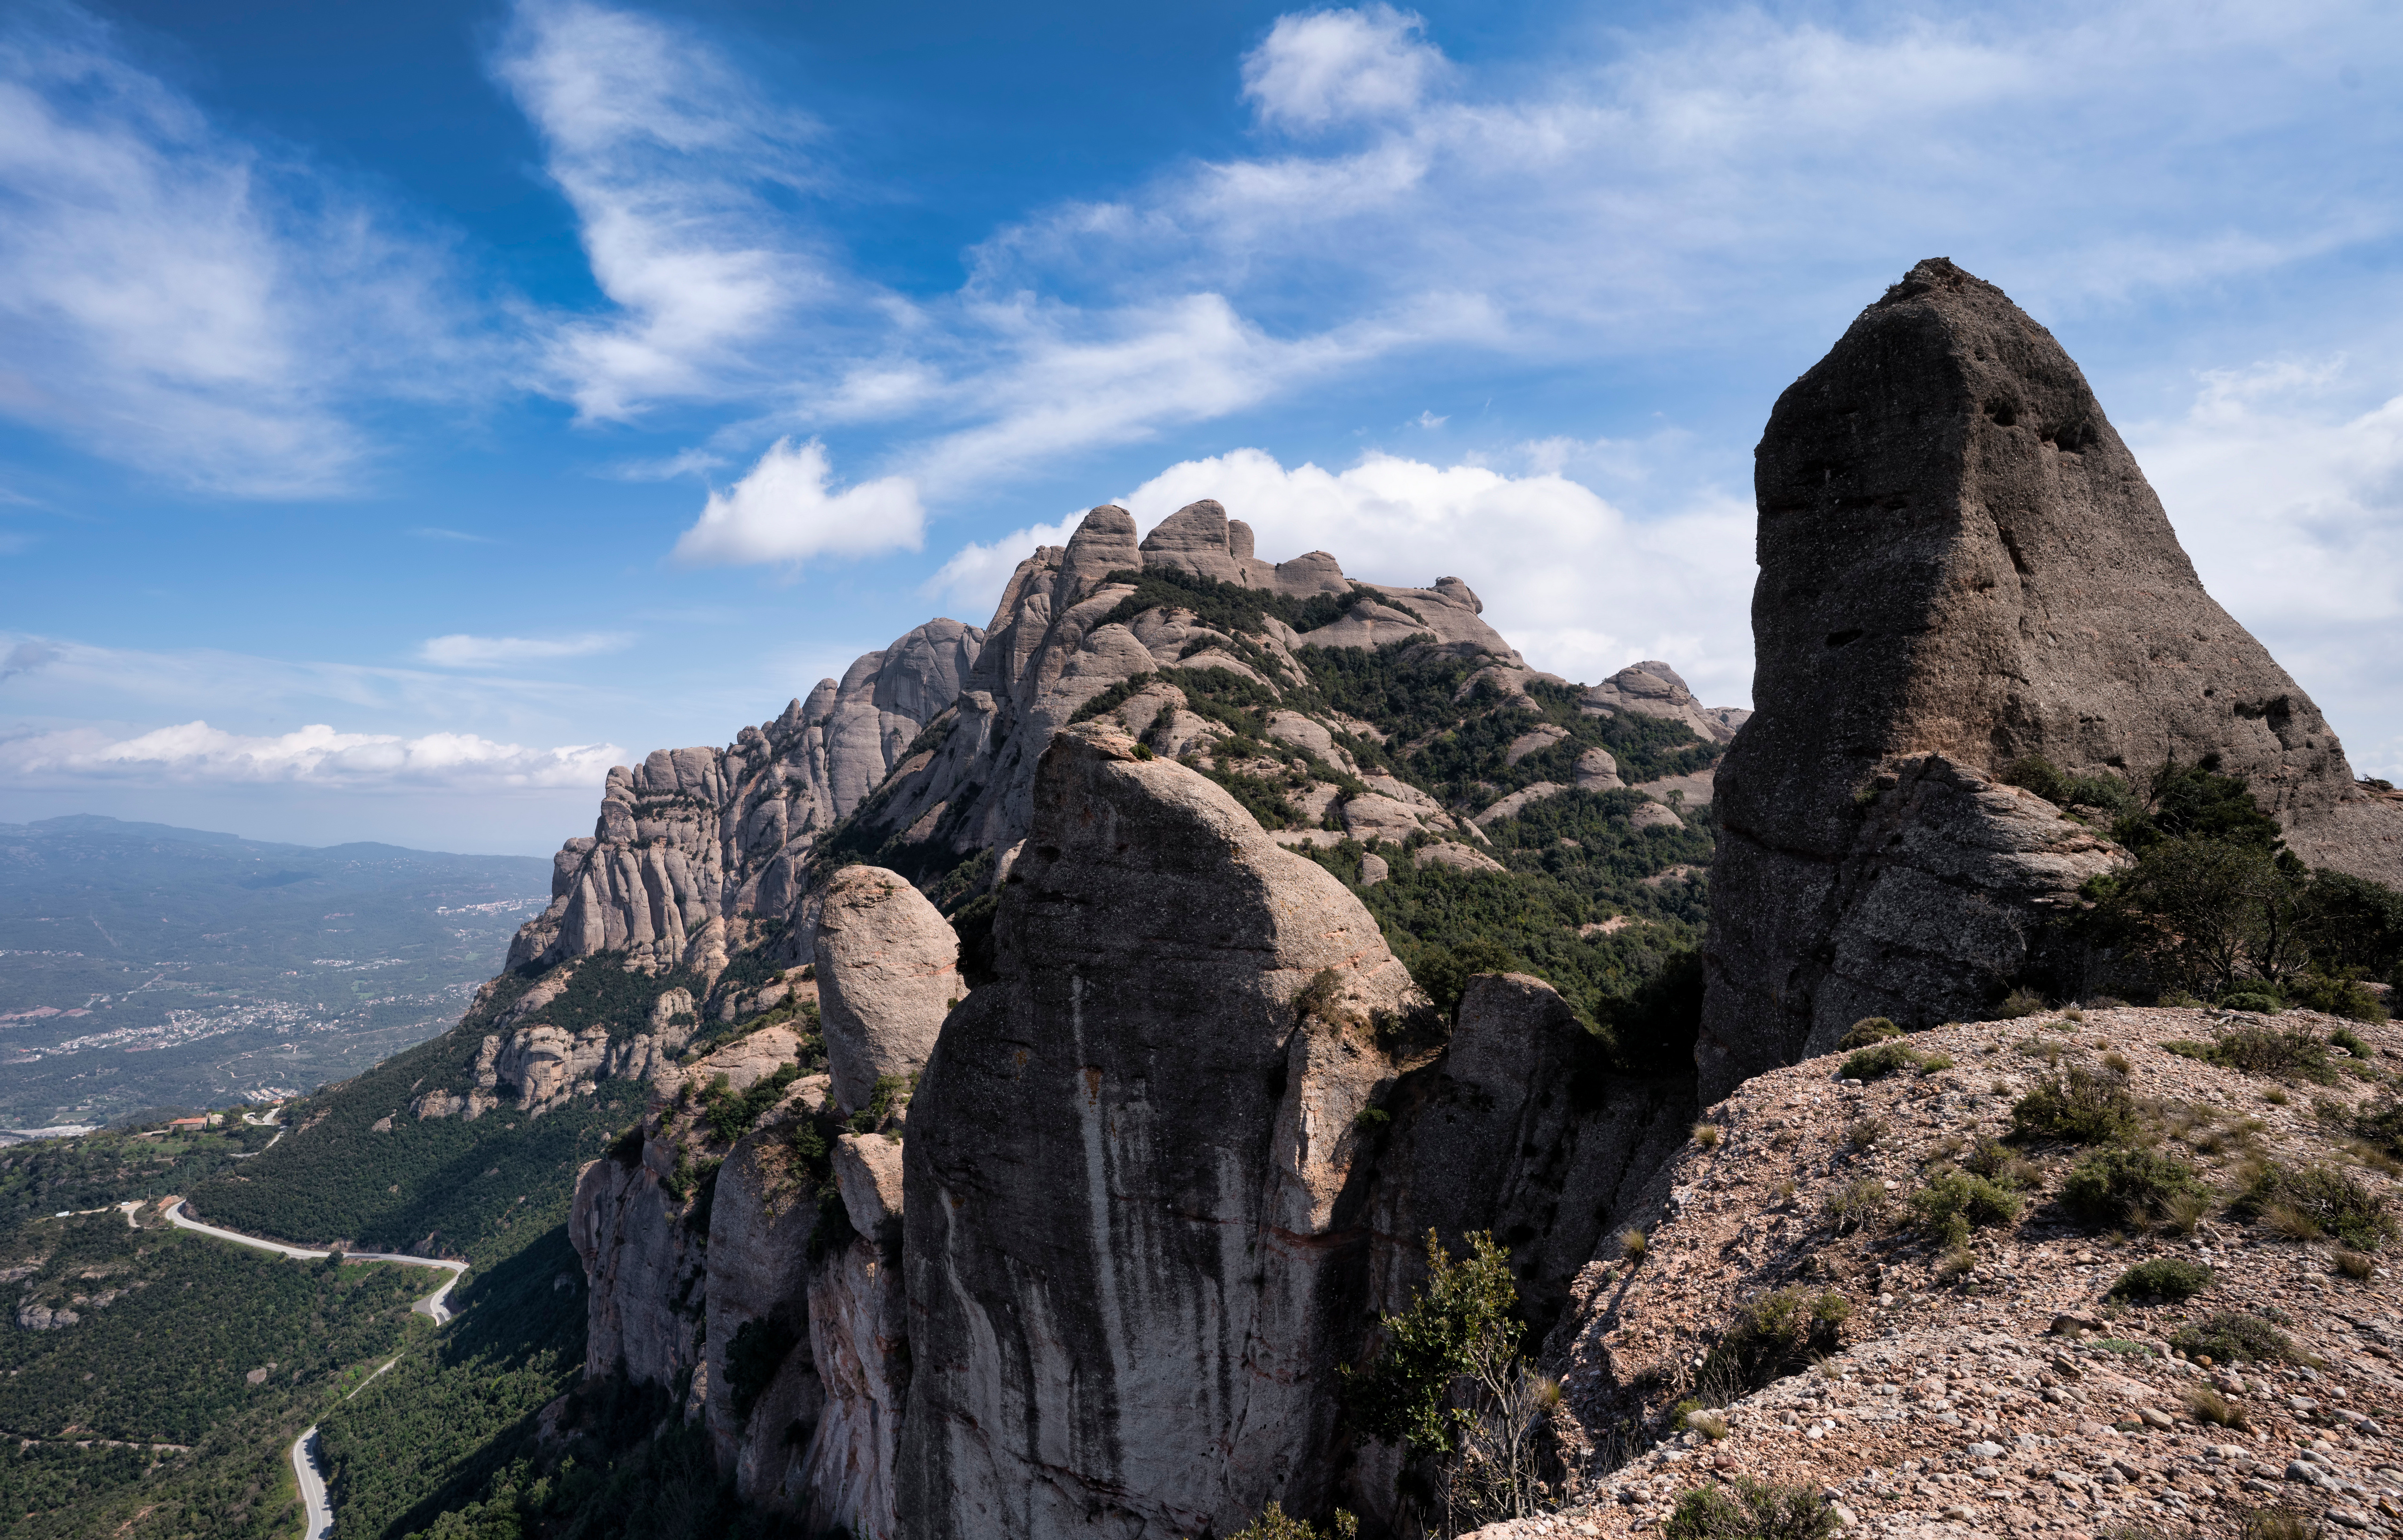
[291,1425,334,1540]
[162,1198,470,1539]
[159,1199,467,1322]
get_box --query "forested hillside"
[0,1204,431,1540]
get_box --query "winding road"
[291,1425,334,1540]
[160,1199,467,1321]
[155,1198,468,1535]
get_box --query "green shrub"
[2237,1164,2397,1250]
[2330,1025,2374,1057]
[1994,987,2049,1020]
[1911,1167,2023,1244]
[2355,1100,2403,1158]
[1963,1137,2039,1188]
[2208,1027,2340,1084]
[2106,1257,2214,1302]
[1225,1503,1359,1540]
[1837,1017,1902,1050]
[2173,1311,2297,1364]
[2011,1066,2138,1143]
[1667,1479,1839,1540]
[2293,977,2389,1023]
[1694,1288,1850,1399]
[2219,986,2288,1016]
[1841,1041,1921,1082]
[1827,1178,1888,1234]
[2062,1148,2202,1228]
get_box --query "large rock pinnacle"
[896,723,1423,1538]
[1702,257,2402,1099]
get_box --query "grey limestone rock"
[812,865,961,1114]
[831,1132,904,1243]
[507,619,981,978]
[896,723,1425,1538]
[1703,257,2399,1099]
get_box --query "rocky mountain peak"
[1702,256,2403,1097]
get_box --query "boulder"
[1475,782,1568,828]
[1415,840,1507,874]
[897,724,1426,1538]
[831,1133,905,1242]
[812,866,962,1114]
[1703,257,2399,1098]
[1575,747,1624,791]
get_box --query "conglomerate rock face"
[506,620,983,976]
[1702,256,2403,1098]
[810,864,961,1114]
[896,724,1427,1538]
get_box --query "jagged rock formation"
[571,1028,817,1391]
[532,503,1747,1537]
[847,499,1539,869]
[1702,257,2403,1099]
[507,621,982,976]
[811,865,961,1114]
[897,725,1429,1534]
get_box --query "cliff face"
[531,505,1746,1536]
[1701,257,2403,1098]
[897,725,1429,1536]
[506,620,982,977]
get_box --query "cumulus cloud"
[1241,5,1445,132]
[2128,360,2403,776]
[920,513,1083,621]
[920,448,1755,703]
[671,437,924,568]
[0,720,622,789]
[416,632,631,668]
[0,4,482,494]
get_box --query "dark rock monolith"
[1703,257,2403,1099]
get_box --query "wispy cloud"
[0,720,621,789]
[494,0,852,422]
[671,437,922,569]
[416,631,631,668]
[0,4,486,495]
[0,639,59,681]
[408,526,497,544]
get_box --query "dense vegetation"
[0,1203,431,1540]
[1092,564,1418,639]
[315,1225,594,1540]
[0,1119,276,1230]
[179,974,643,1265]
[2040,756,2403,1008]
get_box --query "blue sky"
[0,0,2399,855]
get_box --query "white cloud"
[416,632,631,668]
[671,437,924,568]
[0,4,482,495]
[920,514,1083,621]
[495,0,851,421]
[0,720,622,789]
[2128,359,2403,777]
[1109,447,1758,704]
[1241,5,1445,132]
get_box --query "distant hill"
[0,815,551,1126]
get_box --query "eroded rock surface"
[897,724,1427,1537]
[812,866,961,1113]
[1705,257,2403,1098]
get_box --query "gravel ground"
[1467,1007,2403,1539]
